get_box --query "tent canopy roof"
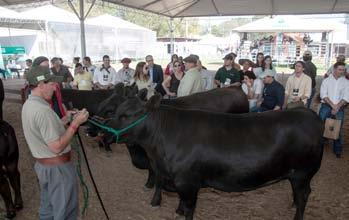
[0,0,348,18]
[233,15,343,33]
[0,6,44,30]
[20,5,79,23]
[86,14,153,32]
[102,0,349,18]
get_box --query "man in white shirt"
[319,62,349,158]
[116,58,135,85]
[93,55,117,89]
[177,55,203,97]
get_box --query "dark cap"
[238,58,254,66]
[32,56,49,67]
[26,66,63,86]
[183,55,198,64]
[223,53,237,60]
[121,58,131,63]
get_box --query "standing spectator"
[178,56,185,72]
[93,55,117,90]
[325,55,349,77]
[177,55,203,97]
[72,57,80,74]
[116,58,135,85]
[24,59,33,78]
[261,55,277,77]
[253,71,285,112]
[214,53,241,88]
[145,55,165,95]
[198,60,214,91]
[72,63,93,90]
[132,62,154,100]
[164,54,178,76]
[242,71,264,101]
[283,61,312,108]
[302,50,317,108]
[50,57,73,88]
[162,60,184,98]
[22,65,89,220]
[319,62,349,158]
[253,52,264,77]
[82,56,96,76]
[8,59,20,79]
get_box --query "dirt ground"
[1,79,349,220]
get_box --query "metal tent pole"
[170,18,174,55]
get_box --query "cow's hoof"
[150,200,161,207]
[143,186,152,192]
[6,211,16,219]
[144,182,155,189]
[176,207,184,216]
[291,202,297,208]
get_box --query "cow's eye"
[119,114,127,120]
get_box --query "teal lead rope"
[87,113,149,142]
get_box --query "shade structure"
[102,0,349,18]
[0,6,44,30]
[233,15,343,33]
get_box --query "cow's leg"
[145,167,155,189]
[6,162,23,210]
[0,171,16,219]
[290,177,311,220]
[150,173,163,207]
[176,185,199,220]
[176,199,185,216]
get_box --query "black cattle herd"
[0,81,325,220]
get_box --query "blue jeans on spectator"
[319,103,345,155]
[251,106,269,112]
[306,87,316,109]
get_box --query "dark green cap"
[26,66,63,86]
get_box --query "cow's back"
[161,87,249,113]
[61,89,114,114]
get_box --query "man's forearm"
[48,123,78,154]
[323,97,335,108]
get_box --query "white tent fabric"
[20,5,80,23]
[102,0,349,17]
[233,16,343,33]
[87,14,151,31]
[0,6,44,30]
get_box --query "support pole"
[170,18,174,55]
[79,0,86,58]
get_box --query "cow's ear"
[145,94,161,111]
[137,88,148,101]
[114,83,125,95]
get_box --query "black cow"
[107,95,324,220]
[92,85,248,188]
[0,120,23,219]
[0,78,4,120]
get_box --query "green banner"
[1,46,26,55]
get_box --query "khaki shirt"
[177,68,203,97]
[22,95,71,158]
[285,73,312,104]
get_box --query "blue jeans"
[251,106,269,112]
[306,87,316,109]
[319,104,345,155]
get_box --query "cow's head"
[105,94,161,143]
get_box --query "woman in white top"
[261,55,277,78]
[253,52,264,78]
[242,71,264,109]
[131,62,154,100]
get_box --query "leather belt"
[36,152,71,165]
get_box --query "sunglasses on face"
[146,60,153,62]
[174,64,181,67]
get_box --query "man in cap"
[116,58,135,85]
[177,55,203,97]
[22,65,89,220]
[252,71,285,112]
[302,50,317,108]
[32,56,50,67]
[325,55,349,79]
[214,53,241,88]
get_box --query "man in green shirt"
[214,53,241,88]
